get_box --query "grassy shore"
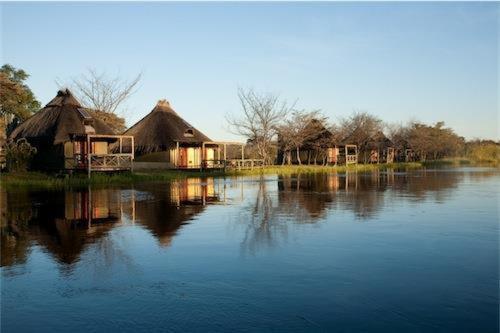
[0,162,424,190]
[422,157,499,167]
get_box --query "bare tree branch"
[57,68,141,115]
[226,88,296,164]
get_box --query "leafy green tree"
[0,64,41,133]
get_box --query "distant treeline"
[1,65,498,165]
[227,88,499,164]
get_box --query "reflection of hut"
[64,190,121,225]
[169,178,221,206]
[9,89,134,173]
[132,185,206,247]
[124,100,241,170]
[32,189,123,264]
[0,189,124,266]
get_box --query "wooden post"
[175,141,179,168]
[87,135,91,178]
[131,136,135,173]
[223,144,227,167]
[201,142,205,171]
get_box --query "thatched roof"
[367,131,393,149]
[9,89,114,144]
[124,100,211,155]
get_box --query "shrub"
[5,138,37,172]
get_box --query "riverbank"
[422,157,499,167]
[0,162,424,189]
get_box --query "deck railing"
[346,155,358,164]
[89,154,133,170]
[227,159,265,170]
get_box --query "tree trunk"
[296,147,301,165]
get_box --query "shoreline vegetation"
[1,159,497,190]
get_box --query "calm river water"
[1,167,499,332]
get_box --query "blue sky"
[1,2,498,140]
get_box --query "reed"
[0,162,423,190]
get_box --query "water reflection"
[1,190,123,266]
[2,168,498,333]
[132,178,224,246]
[276,169,466,219]
[1,178,225,267]
[1,169,498,267]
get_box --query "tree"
[339,111,383,163]
[227,88,295,165]
[277,110,327,165]
[59,69,141,133]
[0,64,41,133]
[306,119,333,165]
[5,138,37,172]
[406,121,463,161]
[88,109,127,134]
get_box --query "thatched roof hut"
[10,89,114,144]
[124,99,211,155]
[7,89,136,172]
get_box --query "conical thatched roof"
[124,100,211,155]
[9,89,114,144]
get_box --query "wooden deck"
[89,154,134,171]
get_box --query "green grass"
[0,162,423,190]
[466,144,500,165]
[422,157,499,167]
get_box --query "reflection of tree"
[278,173,338,220]
[336,171,389,218]
[1,190,33,267]
[389,169,462,203]
[276,169,469,220]
[239,178,288,255]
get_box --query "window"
[184,128,194,137]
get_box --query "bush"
[466,142,500,164]
[5,139,37,172]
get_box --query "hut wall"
[92,142,108,155]
[135,151,171,163]
[31,141,65,171]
